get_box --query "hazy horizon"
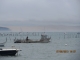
[4,25,79,32]
[0,0,80,32]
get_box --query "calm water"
[0,32,80,60]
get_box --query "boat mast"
[20,27,24,39]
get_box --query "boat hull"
[14,40,50,43]
[0,43,4,47]
[0,45,4,47]
[0,50,18,56]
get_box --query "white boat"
[0,40,7,47]
[0,48,21,56]
[0,43,4,47]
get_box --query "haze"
[0,0,80,32]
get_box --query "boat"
[0,40,7,47]
[14,34,51,43]
[0,48,21,56]
[0,43,4,47]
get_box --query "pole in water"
[6,37,7,41]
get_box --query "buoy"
[65,44,67,46]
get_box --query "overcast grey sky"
[0,0,80,26]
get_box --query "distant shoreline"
[6,26,80,32]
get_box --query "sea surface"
[0,32,80,60]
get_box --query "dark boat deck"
[0,50,17,56]
[0,48,21,56]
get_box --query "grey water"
[0,32,80,60]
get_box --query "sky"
[0,0,80,31]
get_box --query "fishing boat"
[14,34,51,43]
[0,48,21,56]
